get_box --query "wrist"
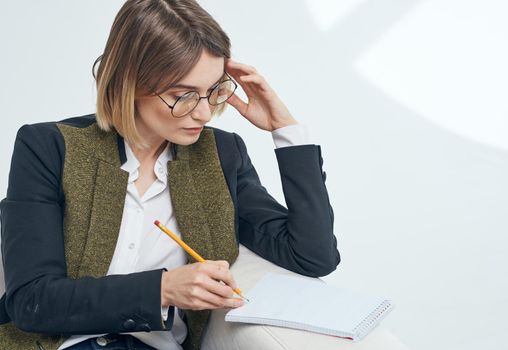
[271,118,298,131]
[161,270,171,307]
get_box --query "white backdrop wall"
[0,1,507,350]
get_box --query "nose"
[190,97,212,123]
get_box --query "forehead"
[167,73,225,90]
[167,51,225,90]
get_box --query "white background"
[1,1,507,349]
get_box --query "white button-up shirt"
[58,123,310,350]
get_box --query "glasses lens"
[209,80,235,105]
[173,92,199,117]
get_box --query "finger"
[189,296,224,310]
[226,92,248,116]
[200,262,237,290]
[226,59,257,75]
[198,289,243,309]
[239,75,270,93]
[226,59,265,94]
[205,264,238,291]
[189,281,240,309]
[186,280,224,309]
[226,68,257,97]
[194,265,238,298]
[206,260,230,269]
[202,276,236,298]
[206,261,231,279]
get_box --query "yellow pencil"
[154,220,249,302]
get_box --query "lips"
[182,126,203,134]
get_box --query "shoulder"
[204,125,250,165]
[6,114,99,201]
[204,125,247,152]
[204,125,234,141]
[12,113,98,167]
[15,113,97,143]
[202,126,258,178]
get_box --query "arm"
[0,124,173,334]
[234,131,340,278]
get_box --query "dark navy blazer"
[0,114,340,334]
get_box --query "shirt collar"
[121,139,173,183]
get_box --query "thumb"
[226,93,248,116]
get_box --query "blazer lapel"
[78,129,129,278]
[78,159,128,278]
[57,122,128,279]
[167,140,214,263]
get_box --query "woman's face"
[134,50,225,147]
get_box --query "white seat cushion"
[201,244,412,350]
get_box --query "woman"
[0,0,340,349]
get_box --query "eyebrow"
[168,73,225,91]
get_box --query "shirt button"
[136,207,142,213]
[158,167,164,174]
[128,243,135,250]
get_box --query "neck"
[131,140,168,164]
[130,116,170,163]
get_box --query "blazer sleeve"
[233,132,340,277]
[0,124,173,335]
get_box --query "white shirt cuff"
[271,123,311,148]
[162,305,169,321]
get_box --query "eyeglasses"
[156,72,237,118]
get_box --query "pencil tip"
[154,220,160,226]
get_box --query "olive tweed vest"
[0,122,239,350]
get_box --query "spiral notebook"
[225,272,393,341]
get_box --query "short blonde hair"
[92,0,231,149]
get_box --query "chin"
[171,132,202,146]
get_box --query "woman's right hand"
[160,260,245,310]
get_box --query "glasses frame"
[156,71,237,118]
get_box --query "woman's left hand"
[225,58,298,131]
